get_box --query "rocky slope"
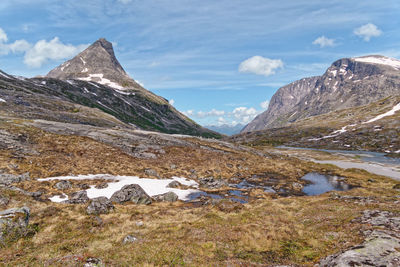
[243,55,400,132]
[0,39,219,138]
[231,95,400,154]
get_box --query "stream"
[279,146,400,180]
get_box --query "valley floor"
[1,116,400,266]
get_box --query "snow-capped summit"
[352,55,400,70]
[47,38,142,91]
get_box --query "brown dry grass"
[1,118,400,266]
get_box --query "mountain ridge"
[242,55,400,132]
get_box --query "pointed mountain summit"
[47,38,144,93]
[43,38,220,138]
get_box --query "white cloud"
[260,99,269,109]
[312,36,336,48]
[183,110,194,116]
[0,28,8,43]
[232,107,258,123]
[169,99,175,106]
[239,56,283,76]
[23,37,88,68]
[8,39,31,53]
[354,23,382,41]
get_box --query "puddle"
[187,189,249,203]
[301,173,352,196]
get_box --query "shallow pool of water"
[301,173,352,196]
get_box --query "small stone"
[136,221,144,227]
[144,168,159,178]
[65,191,89,204]
[167,181,181,188]
[170,164,176,170]
[54,180,71,190]
[78,183,90,190]
[84,257,104,267]
[0,196,9,206]
[87,197,114,215]
[123,235,137,244]
[95,183,108,189]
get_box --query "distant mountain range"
[205,123,245,136]
[243,55,400,132]
[0,38,220,138]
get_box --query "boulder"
[0,206,30,243]
[110,184,152,204]
[65,191,89,204]
[84,257,104,267]
[54,180,71,190]
[86,197,114,215]
[319,230,400,266]
[153,191,178,202]
[199,177,228,189]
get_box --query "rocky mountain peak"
[47,38,139,91]
[242,55,400,132]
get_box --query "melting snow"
[78,73,125,90]
[0,98,6,103]
[81,68,89,73]
[353,56,400,70]
[49,194,68,203]
[116,90,135,96]
[330,70,337,76]
[38,175,200,201]
[363,103,400,124]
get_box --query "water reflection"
[302,172,352,196]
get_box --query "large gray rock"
[319,230,400,266]
[86,197,114,215]
[0,206,30,243]
[64,191,89,204]
[153,191,178,202]
[110,184,152,204]
[320,210,400,266]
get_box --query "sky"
[0,0,399,127]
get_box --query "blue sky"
[0,0,399,126]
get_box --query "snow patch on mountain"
[78,73,124,90]
[353,56,400,70]
[363,102,400,124]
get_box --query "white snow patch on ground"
[353,56,400,70]
[362,103,400,124]
[0,98,6,103]
[330,70,337,76]
[81,68,88,73]
[49,194,68,203]
[41,81,46,85]
[79,74,125,90]
[38,175,200,202]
